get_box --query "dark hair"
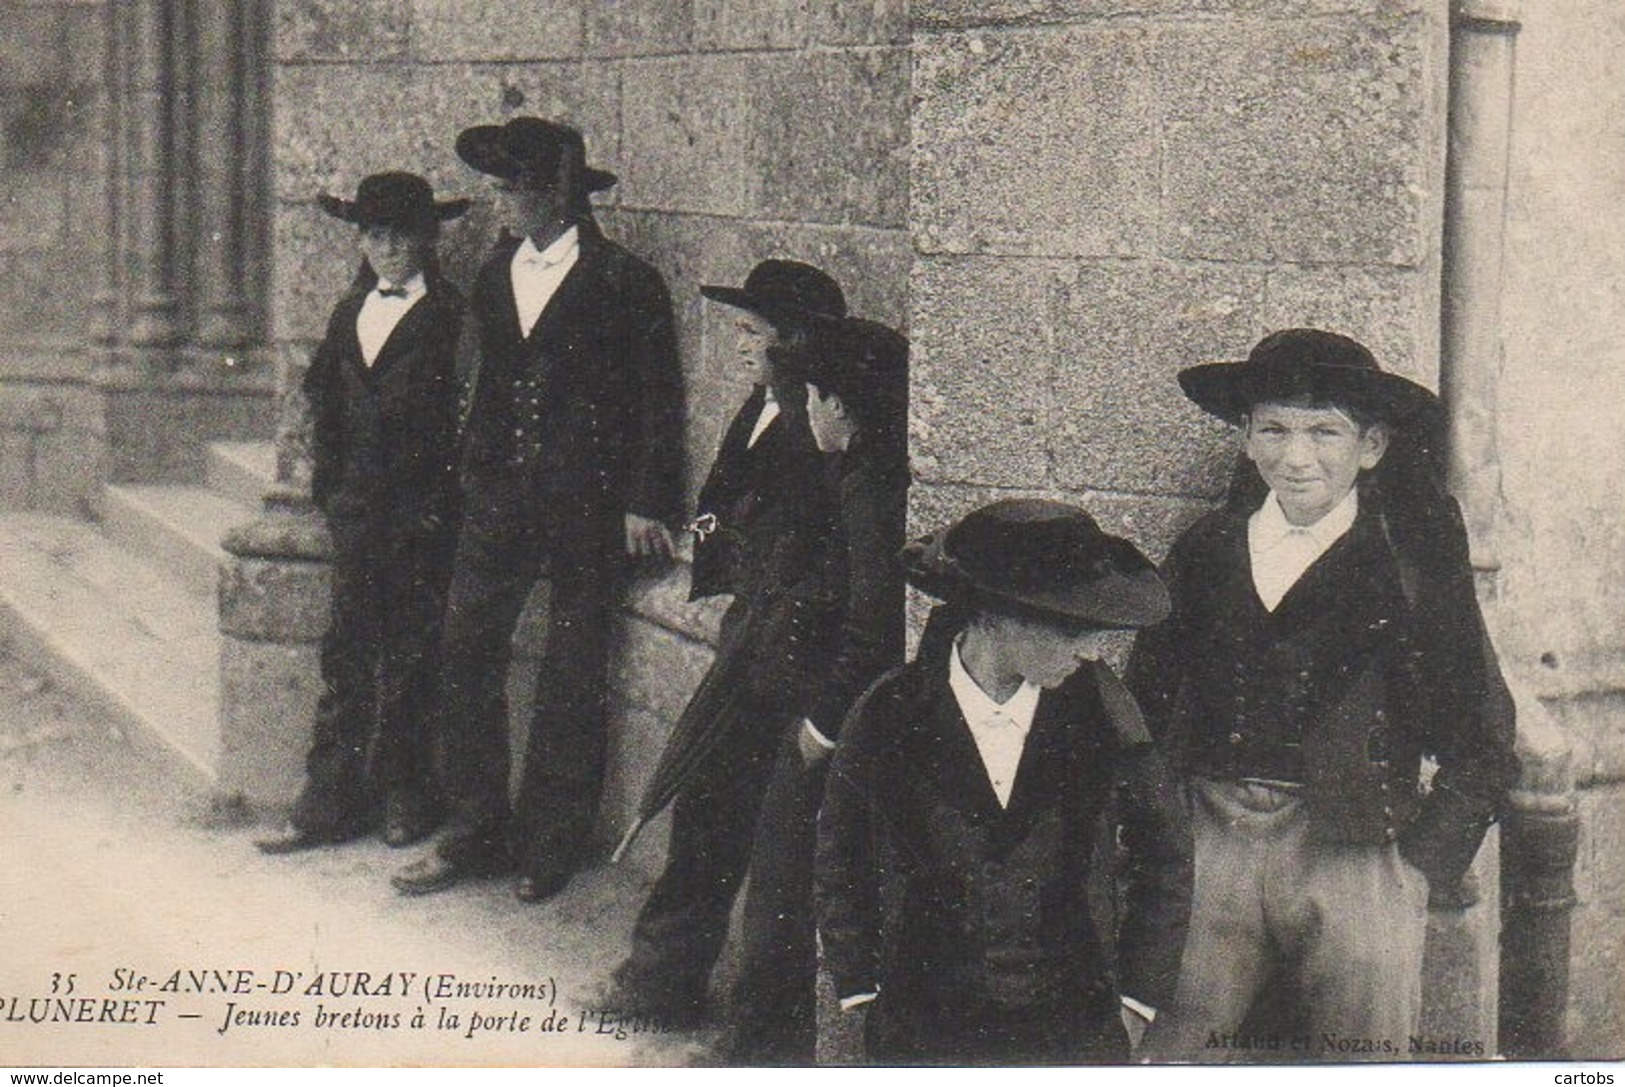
[781,317,908,456]
[1241,391,1384,433]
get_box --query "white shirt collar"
[372,271,427,300]
[948,636,1041,735]
[1251,486,1359,552]
[514,227,579,268]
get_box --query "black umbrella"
[611,600,776,862]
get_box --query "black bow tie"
[377,285,409,298]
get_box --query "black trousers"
[620,598,789,1000]
[291,511,450,835]
[731,728,829,1063]
[433,477,622,875]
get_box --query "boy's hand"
[624,513,675,560]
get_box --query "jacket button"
[1384,827,1398,842]
[1228,731,1244,746]
[1375,709,1387,722]
[1382,805,1394,818]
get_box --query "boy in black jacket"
[257,172,468,856]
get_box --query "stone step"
[99,483,256,598]
[0,512,219,786]
[206,439,276,509]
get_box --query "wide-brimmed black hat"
[1178,328,1438,427]
[904,499,1169,630]
[700,259,847,326]
[318,172,470,230]
[454,116,618,193]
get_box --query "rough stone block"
[1579,784,1625,917]
[273,66,425,200]
[911,0,1425,29]
[274,63,592,204]
[0,379,102,515]
[0,7,60,87]
[908,479,1212,567]
[0,164,65,253]
[0,250,93,340]
[620,55,755,217]
[269,202,356,344]
[411,0,582,61]
[594,210,754,504]
[692,0,808,50]
[586,0,692,57]
[623,563,726,648]
[1157,13,1434,265]
[275,0,410,62]
[1263,265,1435,387]
[913,26,1159,257]
[910,257,1060,487]
[750,49,909,229]
[611,614,717,719]
[1052,260,1263,497]
[219,554,332,643]
[100,384,278,485]
[812,0,909,46]
[219,638,319,807]
[58,6,105,77]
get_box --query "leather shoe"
[583,972,705,1031]
[513,868,572,904]
[391,850,508,897]
[382,799,439,849]
[255,824,358,856]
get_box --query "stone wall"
[0,0,107,513]
[268,0,912,859]
[907,0,1449,557]
[1498,0,1625,1058]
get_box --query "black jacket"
[458,224,684,523]
[689,387,839,603]
[304,270,464,528]
[1125,487,1518,887]
[816,616,1192,1044]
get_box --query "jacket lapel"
[927,665,1009,822]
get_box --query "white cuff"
[839,992,878,1011]
[1119,995,1157,1023]
[802,718,836,749]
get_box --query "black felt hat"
[1178,328,1438,426]
[317,172,470,230]
[700,259,847,326]
[903,499,1170,630]
[454,116,618,193]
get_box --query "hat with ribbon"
[903,499,1169,630]
[317,171,470,230]
[454,116,618,193]
[700,259,847,328]
[1178,327,1438,427]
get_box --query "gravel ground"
[0,650,721,1068]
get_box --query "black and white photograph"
[0,0,1620,1072]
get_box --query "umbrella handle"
[610,820,644,865]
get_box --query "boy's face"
[732,311,782,387]
[990,613,1110,690]
[1244,400,1389,526]
[359,224,425,286]
[492,163,572,241]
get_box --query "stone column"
[193,0,266,354]
[125,0,184,356]
[90,2,131,367]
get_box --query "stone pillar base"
[218,487,330,812]
[97,365,276,485]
